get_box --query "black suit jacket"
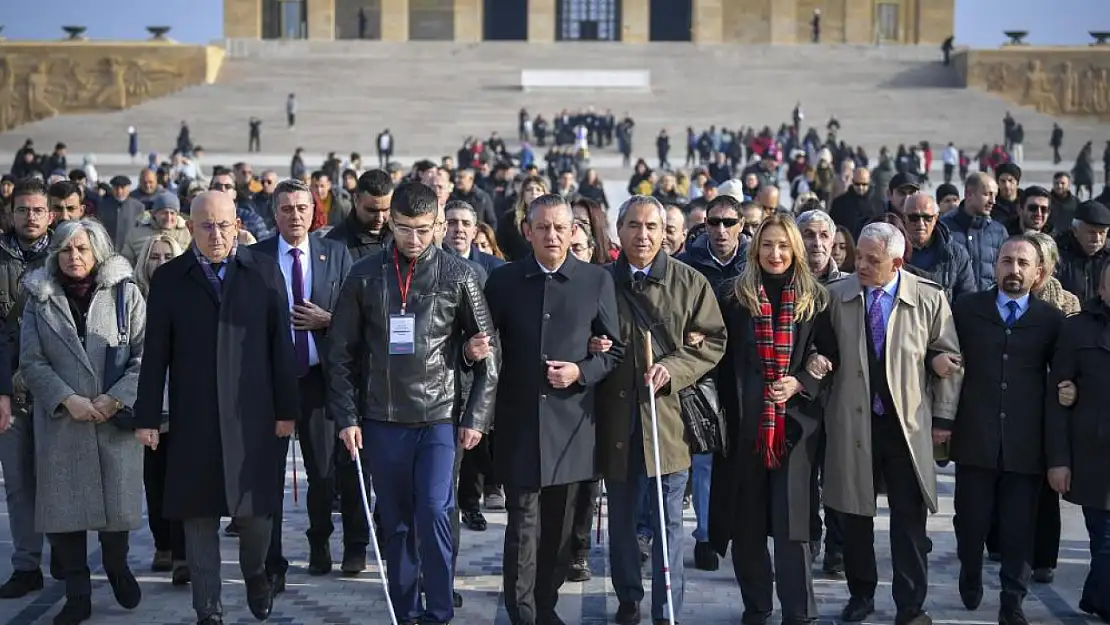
[950,289,1063,475]
[134,247,300,519]
[251,234,354,367]
[484,254,624,488]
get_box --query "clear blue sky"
[2,0,1105,46]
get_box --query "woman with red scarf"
[707,212,829,625]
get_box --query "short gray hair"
[617,195,666,227]
[859,222,906,261]
[527,193,573,224]
[444,199,478,222]
[796,209,835,233]
[46,219,115,278]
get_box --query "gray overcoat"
[20,255,146,534]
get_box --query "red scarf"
[753,280,796,468]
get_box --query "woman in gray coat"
[20,219,146,625]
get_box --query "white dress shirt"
[278,235,320,367]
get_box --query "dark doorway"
[336,0,381,39]
[556,0,620,41]
[649,0,691,41]
[263,0,307,38]
[484,0,526,40]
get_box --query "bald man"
[135,191,300,625]
[756,185,781,218]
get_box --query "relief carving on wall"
[0,52,187,133]
[971,56,1110,119]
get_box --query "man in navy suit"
[251,179,361,589]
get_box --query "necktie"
[290,248,310,377]
[1004,300,1020,327]
[633,270,647,286]
[211,262,224,280]
[868,289,887,416]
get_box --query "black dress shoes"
[615,601,642,624]
[107,568,142,609]
[894,608,932,625]
[840,597,875,622]
[307,543,333,576]
[268,571,286,595]
[959,569,983,610]
[340,549,366,576]
[197,616,224,625]
[245,575,273,621]
[999,608,1030,625]
[53,595,91,625]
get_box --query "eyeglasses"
[198,221,236,234]
[14,206,50,217]
[905,213,936,223]
[209,183,234,191]
[706,217,740,228]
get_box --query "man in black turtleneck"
[326,169,393,260]
[993,163,1022,225]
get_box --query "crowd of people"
[0,109,1109,625]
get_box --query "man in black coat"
[484,194,624,625]
[325,169,393,261]
[329,182,498,625]
[251,178,361,589]
[949,235,1064,625]
[135,191,300,625]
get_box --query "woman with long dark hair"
[709,213,829,625]
[572,197,618,264]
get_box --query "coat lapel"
[309,238,331,305]
[40,293,97,375]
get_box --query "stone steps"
[1,43,1105,167]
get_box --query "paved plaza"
[0,450,1099,625]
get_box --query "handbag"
[620,287,728,456]
[102,282,136,431]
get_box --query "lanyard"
[393,247,417,314]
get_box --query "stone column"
[528,0,556,42]
[306,0,336,39]
[621,0,648,43]
[454,0,482,41]
[381,0,409,41]
[842,0,872,44]
[916,0,954,44]
[692,0,722,44]
[768,0,797,44]
[224,0,262,39]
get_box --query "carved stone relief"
[0,49,191,133]
[969,54,1110,119]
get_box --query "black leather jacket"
[326,244,498,432]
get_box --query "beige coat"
[119,212,193,265]
[821,271,962,516]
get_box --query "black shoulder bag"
[620,287,728,456]
[103,282,136,431]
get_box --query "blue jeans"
[0,408,43,571]
[691,453,712,542]
[364,421,457,625]
[607,414,688,621]
[1082,507,1110,614]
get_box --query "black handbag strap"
[619,285,677,362]
[114,281,129,344]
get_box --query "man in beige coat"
[809,222,962,625]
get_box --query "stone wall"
[956,47,1110,120]
[0,42,224,133]
[225,0,263,39]
[622,0,649,44]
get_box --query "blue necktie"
[1004,300,1020,328]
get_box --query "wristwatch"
[111,396,123,412]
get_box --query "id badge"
[389,314,416,355]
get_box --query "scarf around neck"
[754,270,797,469]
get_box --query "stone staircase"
[1,42,1107,167]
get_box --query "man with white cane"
[326,182,499,625]
[597,195,726,625]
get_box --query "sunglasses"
[1025,205,1050,214]
[906,213,936,223]
[706,217,740,228]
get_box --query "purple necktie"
[868,289,886,415]
[290,248,310,377]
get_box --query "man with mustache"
[948,235,1064,625]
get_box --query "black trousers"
[986,476,1060,570]
[144,429,186,560]
[732,447,817,622]
[49,531,129,599]
[503,483,580,625]
[458,430,500,513]
[841,414,929,613]
[268,367,370,574]
[954,464,1040,610]
[570,480,599,558]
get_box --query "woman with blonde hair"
[1028,231,1081,315]
[132,232,191,585]
[708,212,828,625]
[495,174,547,261]
[20,219,146,623]
[474,222,504,260]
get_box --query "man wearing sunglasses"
[674,193,747,572]
[903,192,976,303]
[1008,186,1054,236]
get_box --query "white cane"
[352,443,399,625]
[644,331,677,625]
